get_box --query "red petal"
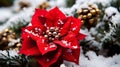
[45,19,53,28]
[36,47,62,67]
[36,37,57,55]
[49,7,66,22]
[77,33,86,40]
[53,19,62,28]
[32,9,53,27]
[70,17,82,35]
[19,31,40,56]
[54,32,80,49]
[60,18,71,36]
[62,48,80,64]
[23,26,45,40]
[50,58,63,67]
[32,9,48,26]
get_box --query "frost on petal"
[60,18,71,36]
[70,17,81,35]
[54,40,73,49]
[36,47,62,67]
[62,40,71,46]
[36,37,57,55]
[54,19,64,28]
[23,26,46,40]
[54,32,80,49]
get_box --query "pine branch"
[66,0,76,7]
[110,0,120,12]
[9,20,29,37]
[0,50,37,67]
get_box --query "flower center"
[44,27,60,41]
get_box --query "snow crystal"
[49,44,56,48]
[44,47,48,50]
[62,40,71,46]
[42,39,45,43]
[46,58,50,62]
[72,27,76,31]
[72,46,78,49]
[58,19,64,25]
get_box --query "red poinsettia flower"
[19,7,86,67]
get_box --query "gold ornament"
[95,8,100,14]
[37,2,50,9]
[87,13,92,18]
[90,9,96,15]
[77,4,100,29]
[82,15,87,19]
[78,15,82,19]
[0,29,21,50]
[83,9,89,14]
[18,1,31,11]
[89,19,94,24]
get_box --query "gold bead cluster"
[44,27,60,41]
[77,4,100,29]
[18,1,31,11]
[37,2,50,9]
[0,29,21,50]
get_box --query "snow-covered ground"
[75,50,120,67]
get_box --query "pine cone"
[0,29,21,50]
[77,4,100,29]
